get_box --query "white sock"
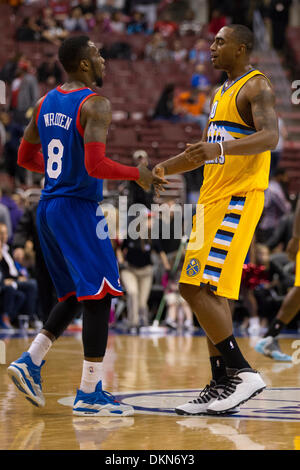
[28,333,52,366]
[80,360,103,394]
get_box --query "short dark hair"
[228,24,254,54]
[58,35,90,73]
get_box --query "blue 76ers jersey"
[37,86,103,202]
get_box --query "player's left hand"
[185,142,221,163]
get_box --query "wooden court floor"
[0,331,299,451]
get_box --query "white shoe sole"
[207,386,265,415]
[73,407,134,417]
[175,406,240,416]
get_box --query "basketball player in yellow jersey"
[153,24,279,415]
[255,195,300,361]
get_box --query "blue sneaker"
[7,352,45,407]
[73,381,134,417]
[255,336,292,362]
[0,318,14,333]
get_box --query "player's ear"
[80,58,90,72]
[238,44,246,57]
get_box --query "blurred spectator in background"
[171,39,188,63]
[154,11,179,37]
[0,222,40,329]
[145,32,170,62]
[179,8,202,36]
[240,245,270,335]
[117,213,171,332]
[0,189,23,237]
[15,17,41,42]
[41,6,56,24]
[153,198,183,283]
[189,39,210,65]
[110,11,127,33]
[10,70,23,113]
[0,112,6,152]
[129,0,160,32]
[11,192,25,213]
[41,17,69,46]
[0,236,26,332]
[152,83,178,122]
[0,53,24,85]
[127,10,148,34]
[268,0,292,51]
[123,149,154,209]
[184,166,204,205]
[8,0,23,16]
[63,7,89,32]
[92,11,112,33]
[49,0,70,20]
[270,115,288,177]
[174,85,208,129]
[0,202,12,241]
[164,273,195,331]
[257,168,292,243]
[191,64,211,92]
[99,0,120,16]
[37,53,63,87]
[10,59,39,125]
[250,244,292,330]
[0,112,25,185]
[266,212,294,252]
[207,8,227,38]
[12,199,56,323]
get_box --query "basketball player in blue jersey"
[7,35,167,416]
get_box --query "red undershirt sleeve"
[17,138,45,174]
[84,142,140,181]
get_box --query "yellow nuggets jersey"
[179,69,273,299]
[199,69,271,205]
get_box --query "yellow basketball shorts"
[179,190,265,300]
[295,244,300,287]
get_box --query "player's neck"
[225,64,253,83]
[62,76,92,90]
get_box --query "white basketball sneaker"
[175,379,240,416]
[207,369,266,414]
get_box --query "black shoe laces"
[192,381,219,404]
[218,375,243,399]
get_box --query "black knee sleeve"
[44,295,82,339]
[82,295,111,358]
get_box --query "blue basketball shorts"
[36,197,123,302]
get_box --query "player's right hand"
[136,163,168,193]
[286,236,300,261]
[152,165,168,196]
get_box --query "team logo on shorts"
[186,258,200,277]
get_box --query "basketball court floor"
[0,329,299,451]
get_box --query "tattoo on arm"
[251,85,278,134]
[83,96,112,144]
